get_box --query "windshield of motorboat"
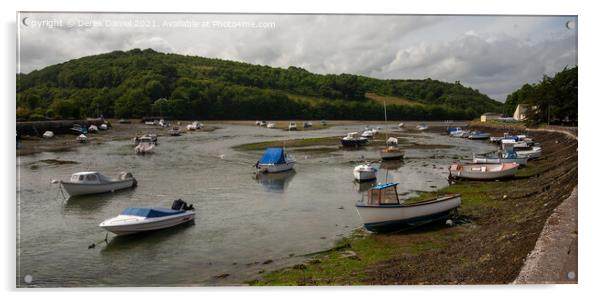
[367,186,399,205]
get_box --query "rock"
[341,250,361,260]
[262,259,273,265]
[214,273,229,279]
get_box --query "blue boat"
[255,147,296,173]
[446,127,463,134]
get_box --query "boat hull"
[257,161,296,173]
[516,147,542,159]
[449,163,519,180]
[380,150,404,160]
[353,170,377,182]
[61,179,135,197]
[356,195,461,233]
[340,139,368,147]
[100,211,195,235]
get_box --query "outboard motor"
[171,199,185,210]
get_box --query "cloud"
[17,13,577,102]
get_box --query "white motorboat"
[255,147,296,173]
[398,122,405,128]
[99,199,195,236]
[467,131,491,140]
[42,131,54,138]
[355,182,461,233]
[361,130,375,138]
[341,132,369,147]
[56,171,137,197]
[288,122,297,131]
[353,163,378,182]
[76,134,88,143]
[416,124,429,131]
[515,146,542,160]
[267,122,276,128]
[135,136,155,154]
[448,162,519,180]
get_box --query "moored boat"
[55,171,137,197]
[42,131,54,138]
[515,146,542,160]
[448,162,519,180]
[288,122,297,131]
[168,127,181,136]
[135,136,155,154]
[255,147,296,173]
[76,134,88,143]
[472,151,527,166]
[467,131,491,140]
[267,122,275,128]
[355,182,461,233]
[341,132,368,147]
[353,163,378,182]
[398,122,404,128]
[416,124,429,131]
[99,199,195,236]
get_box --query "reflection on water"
[254,170,296,192]
[102,222,195,253]
[379,160,403,170]
[353,180,376,193]
[64,188,137,212]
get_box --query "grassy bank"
[249,126,578,285]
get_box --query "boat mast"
[383,100,388,141]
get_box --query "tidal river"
[16,123,495,287]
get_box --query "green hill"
[17,48,503,120]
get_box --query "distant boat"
[55,171,137,197]
[168,127,181,136]
[379,100,404,160]
[267,122,275,128]
[448,162,519,180]
[76,134,88,143]
[88,125,99,133]
[353,163,378,182]
[259,121,267,127]
[450,130,468,137]
[288,122,297,131]
[70,124,88,134]
[145,121,156,126]
[467,131,491,140]
[321,120,327,126]
[99,124,108,130]
[118,119,131,124]
[416,124,429,131]
[99,199,195,236]
[361,130,375,138]
[255,147,296,173]
[42,131,54,138]
[303,121,313,128]
[341,132,368,147]
[447,127,463,134]
[398,122,404,128]
[355,182,461,233]
[515,146,542,160]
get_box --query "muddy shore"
[251,124,578,285]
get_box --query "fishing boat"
[168,127,181,136]
[341,132,369,147]
[99,199,195,236]
[472,151,528,166]
[467,131,491,140]
[416,124,429,131]
[288,122,297,131]
[353,163,378,182]
[255,147,296,173]
[42,131,54,138]
[135,136,155,154]
[76,134,88,143]
[355,182,461,233]
[379,100,404,160]
[55,171,137,197]
[448,162,519,180]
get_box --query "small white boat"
[341,132,369,147]
[255,147,296,173]
[135,136,155,154]
[255,120,261,126]
[398,122,404,128]
[76,134,88,143]
[467,131,491,140]
[99,199,195,236]
[168,127,181,136]
[288,122,297,131]
[515,146,542,160]
[186,124,196,131]
[450,130,468,137]
[42,131,54,138]
[472,151,528,166]
[56,171,137,197]
[145,121,156,126]
[88,125,98,133]
[99,124,108,130]
[267,122,276,128]
[361,130,375,138]
[353,163,378,182]
[416,124,429,131]
[259,121,267,127]
[355,182,461,233]
[448,162,519,180]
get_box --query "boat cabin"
[70,172,103,184]
[366,183,400,205]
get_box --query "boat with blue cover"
[355,182,461,233]
[255,147,296,173]
[99,199,195,235]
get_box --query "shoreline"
[250,123,578,285]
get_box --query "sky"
[17,13,577,101]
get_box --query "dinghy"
[353,163,378,182]
[56,171,137,197]
[42,131,54,138]
[355,182,461,233]
[448,162,519,180]
[361,130,375,138]
[255,147,296,173]
[341,132,368,147]
[99,199,195,236]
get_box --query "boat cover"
[259,148,286,164]
[371,182,399,190]
[121,207,185,218]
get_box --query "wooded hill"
[17,48,503,121]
